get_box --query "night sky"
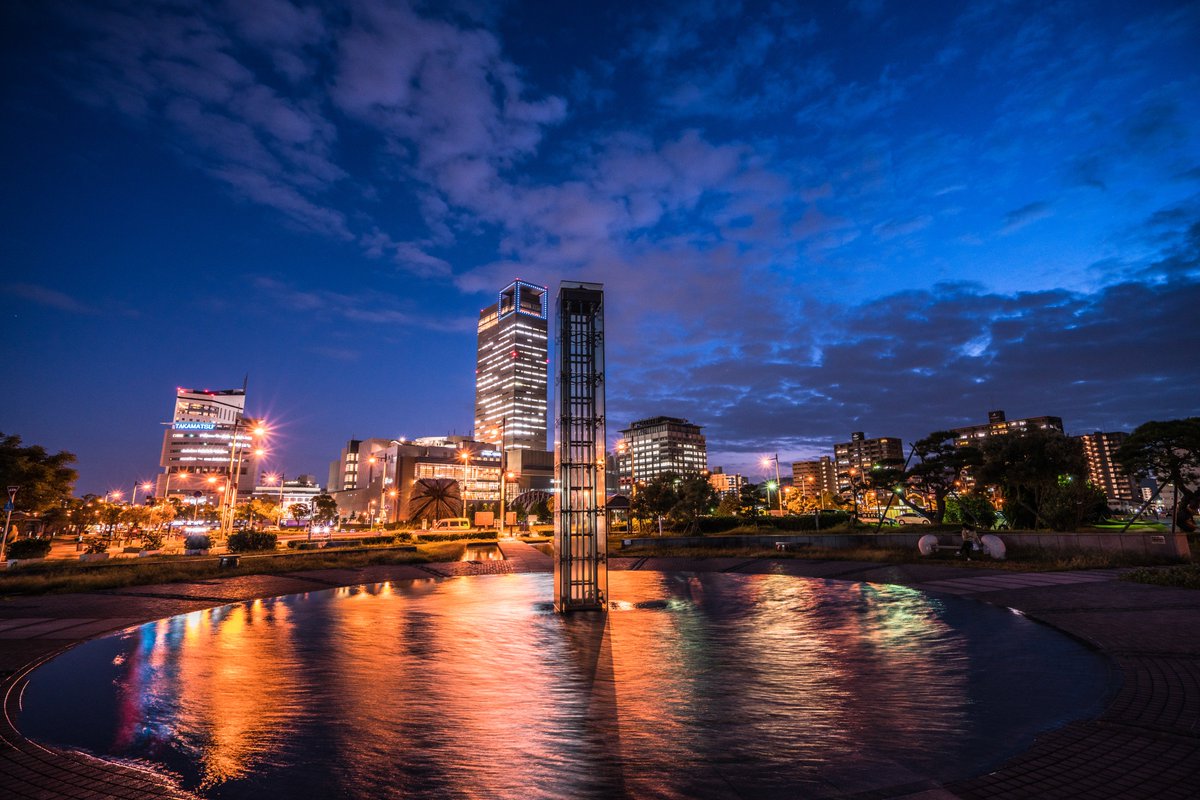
[2,0,1198,495]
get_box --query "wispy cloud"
[7,283,95,314]
[1001,201,1053,234]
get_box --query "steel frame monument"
[553,281,608,612]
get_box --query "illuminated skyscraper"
[155,387,259,501]
[475,280,549,451]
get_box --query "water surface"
[17,572,1112,799]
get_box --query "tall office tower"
[616,416,708,491]
[834,432,904,495]
[156,387,259,500]
[1075,431,1138,508]
[475,280,550,451]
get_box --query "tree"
[716,492,741,516]
[632,474,680,528]
[245,498,281,529]
[1041,475,1109,531]
[737,482,764,519]
[0,433,78,513]
[943,494,997,529]
[670,475,719,531]
[312,493,339,525]
[906,431,983,523]
[1116,418,1200,517]
[289,503,311,523]
[975,429,1089,530]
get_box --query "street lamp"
[459,448,472,519]
[761,454,783,514]
[130,481,153,507]
[219,419,268,538]
[481,419,509,535]
[848,468,860,521]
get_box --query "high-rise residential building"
[616,416,708,490]
[475,280,550,451]
[792,456,837,500]
[834,432,904,495]
[155,387,261,502]
[950,409,1064,446]
[1075,431,1138,508]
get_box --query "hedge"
[416,531,499,543]
[227,531,279,553]
[692,514,850,534]
[7,538,52,559]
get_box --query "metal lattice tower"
[554,282,607,613]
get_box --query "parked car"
[895,513,932,525]
[432,517,471,531]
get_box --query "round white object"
[980,534,1006,560]
[917,534,939,556]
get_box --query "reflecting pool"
[17,572,1112,799]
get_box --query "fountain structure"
[553,281,607,612]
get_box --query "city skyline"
[2,0,1198,494]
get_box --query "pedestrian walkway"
[914,568,1127,596]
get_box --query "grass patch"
[0,542,468,596]
[1122,564,1200,590]
[612,541,1186,572]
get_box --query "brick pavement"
[1,552,1197,798]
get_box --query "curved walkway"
[1,546,1197,799]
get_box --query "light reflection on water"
[17,572,1110,799]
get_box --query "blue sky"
[2,0,1198,493]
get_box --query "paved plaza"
[1,543,1197,798]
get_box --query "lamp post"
[617,438,638,532]
[131,481,153,507]
[761,454,783,514]
[221,422,266,538]
[163,470,189,505]
[848,467,860,522]
[482,419,509,535]
[459,448,472,520]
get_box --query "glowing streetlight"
[761,454,783,514]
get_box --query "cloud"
[249,276,472,332]
[1001,201,1053,234]
[6,283,94,314]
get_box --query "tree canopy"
[0,432,78,513]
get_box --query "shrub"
[184,534,212,551]
[692,513,849,534]
[7,538,52,559]
[141,531,165,550]
[417,530,499,543]
[227,531,278,553]
[287,541,322,550]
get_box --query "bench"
[775,542,810,552]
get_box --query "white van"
[431,518,471,531]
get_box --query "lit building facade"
[155,387,261,502]
[708,467,746,498]
[950,409,1064,446]
[616,416,708,491]
[252,474,324,517]
[330,437,503,525]
[475,280,550,452]
[834,432,904,495]
[792,456,837,500]
[1075,431,1138,508]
